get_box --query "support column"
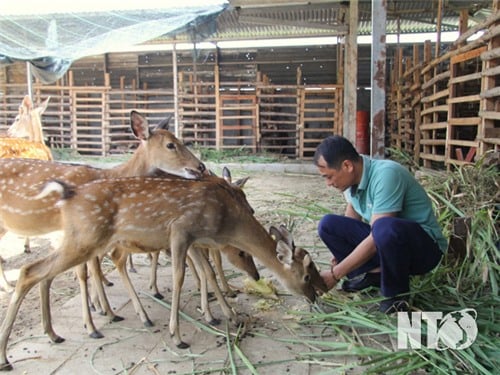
[343,0,358,142]
[172,44,179,138]
[370,0,387,158]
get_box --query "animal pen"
[0,11,498,169]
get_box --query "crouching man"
[314,135,447,313]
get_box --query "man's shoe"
[379,297,409,314]
[341,272,381,292]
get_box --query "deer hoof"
[0,361,13,371]
[52,335,65,344]
[129,267,137,273]
[176,341,190,349]
[144,319,154,327]
[208,318,221,326]
[111,315,125,322]
[153,292,164,300]
[225,290,238,298]
[89,331,104,339]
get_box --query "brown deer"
[88,168,260,331]
[0,110,206,293]
[0,95,52,161]
[144,170,257,299]
[0,175,328,370]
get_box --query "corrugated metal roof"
[164,0,495,42]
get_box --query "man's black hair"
[313,135,361,169]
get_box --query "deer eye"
[238,251,245,258]
[303,274,311,283]
[166,143,176,150]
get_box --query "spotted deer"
[0,95,52,161]
[0,175,328,370]
[0,110,206,293]
[144,170,257,300]
[88,168,260,331]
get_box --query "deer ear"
[269,226,282,241]
[22,95,33,111]
[222,166,232,183]
[233,176,250,188]
[276,240,294,266]
[39,97,50,113]
[302,253,312,269]
[278,224,294,248]
[130,110,150,140]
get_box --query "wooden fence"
[1,70,343,159]
[388,11,500,169]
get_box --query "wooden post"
[343,0,358,142]
[370,0,387,158]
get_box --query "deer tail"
[34,179,76,201]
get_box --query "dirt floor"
[0,168,348,375]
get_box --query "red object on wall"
[356,110,370,155]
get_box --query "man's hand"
[320,257,340,291]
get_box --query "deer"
[0,175,328,370]
[0,95,52,161]
[87,168,260,332]
[144,170,256,300]
[0,110,206,294]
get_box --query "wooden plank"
[450,46,487,64]
[421,105,448,115]
[420,139,446,146]
[480,86,500,99]
[421,88,449,103]
[482,138,500,145]
[482,64,500,76]
[448,94,481,104]
[421,70,450,90]
[448,117,480,125]
[478,110,500,120]
[448,139,478,147]
[418,153,446,162]
[481,46,500,61]
[449,71,482,84]
[420,122,447,130]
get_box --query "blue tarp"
[0,4,227,83]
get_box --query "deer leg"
[0,256,14,293]
[40,277,65,343]
[128,254,137,273]
[23,237,31,254]
[169,235,190,349]
[110,247,153,327]
[97,254,114,287]
[0,271,37,370]
[75,263,104,339]
[1,249,86,370]
[186,254,201,290]
[186,251,218,325]
[148,251,164,299]
[209,247,233,295]
[87,257,124,323]
[191,249,237,324]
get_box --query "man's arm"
[332,212,397,280]
[345,202,361,220]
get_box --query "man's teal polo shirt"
[344,155,448,252]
